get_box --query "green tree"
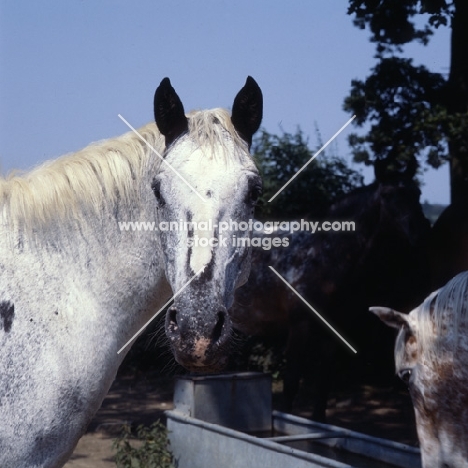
[253,128,363,221]
[344,0,468,203]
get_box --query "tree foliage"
[344,56,448,168]
[349,0,453,53]
[345,0,468,203]
[253,129,363,221]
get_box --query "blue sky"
[0,1,451,203]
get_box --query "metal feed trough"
[166,372,421,468]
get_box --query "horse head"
[153,77,263,371]
[371,273,468,468]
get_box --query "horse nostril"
[168,308,178,329]
[212,311,226,343]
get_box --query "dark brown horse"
[231,159,431,421]
[429,201,468,289]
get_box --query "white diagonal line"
[118,114,207,203]
[268,115,356,202]
[268,266,357,353]
[117,267,205,354]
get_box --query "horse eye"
[247,182,262,205]
[151,178,165,206]
[398,369,412,385]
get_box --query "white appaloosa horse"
[0,77,263,467]
[372,271,468,468]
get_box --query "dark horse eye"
[151,178,165,206]
[247,178,262,205]
[398,368,412,385]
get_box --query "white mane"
[0,123,164,230]
[186,108,248,162]
[0,108,246,231]
[416,271,468,364]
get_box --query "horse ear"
[154,78,189,148]
[369,307,410,330]
[231,76,263,147]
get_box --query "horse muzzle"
[165,303,231,372]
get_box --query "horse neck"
[0,140,170,458]
[67,158,168,343]
[7,145,168,357]
[324,186,381,268]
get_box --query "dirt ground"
[65,373,174,468]
[64,372,418,467]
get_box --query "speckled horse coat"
[0,77,263,467]
[372,271,468,468]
